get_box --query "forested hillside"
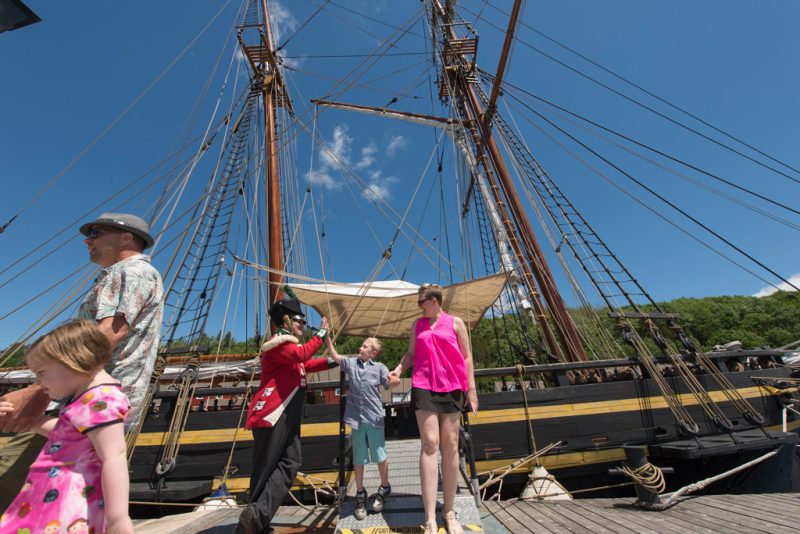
[2,292,797,370]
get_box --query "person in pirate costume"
[235,292,334,534]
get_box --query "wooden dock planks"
[481,494,799,534]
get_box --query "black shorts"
[411,387,464,414]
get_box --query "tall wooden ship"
[1,0,798,507]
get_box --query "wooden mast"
[438,0,587,361]
[239,1,291,308]
[261,0,283,307]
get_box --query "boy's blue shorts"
[351,423,387,465]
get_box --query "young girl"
[0,320,133,534]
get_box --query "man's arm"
[0,384,51,433]
[96,314,130,350]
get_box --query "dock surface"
[482,492,800,534]
[134,492,800,533]
[133,437,798,534]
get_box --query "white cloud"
[319,125,353,170]
[278,53,305,70]
[306,125,396,200]
[356,143,377,169]
[753,273,800,297]
[306,169,339,190]
[362,170,397,202]
[305,125,351,190]
[386,135,407,157]
[269,1,298,45]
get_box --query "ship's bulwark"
[93,354,800,504]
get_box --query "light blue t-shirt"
[341,357,389,429]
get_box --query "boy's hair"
[27,319,112,375]
[364,337,383,356]
[418,283,443,304]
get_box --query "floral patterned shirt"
[78,254,163,428]
[0,384,129,534]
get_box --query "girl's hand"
[106,515,134,534]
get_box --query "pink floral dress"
[0,383,129,534]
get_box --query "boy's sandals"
[422,519,438,534]
[443,510,463,534]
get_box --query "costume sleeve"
[304,355,331,374]
[64,386,130,434]
[93,261,150,324]
[267,335,324,365]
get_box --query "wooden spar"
[312,99,459,129]
[483,0,524,125]
[439,0,587,362]
[261,0,283,307]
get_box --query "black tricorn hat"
[269,298,304,326]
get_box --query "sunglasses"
[291,318,307,326]
[417,297,432,305]
[86,227,119,239]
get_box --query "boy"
[326,336,397,520]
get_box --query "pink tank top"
[412,312,468,392]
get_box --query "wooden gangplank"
[336,438,484,533]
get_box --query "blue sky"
[1,1,798,349]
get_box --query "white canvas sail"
[291,273,507,339]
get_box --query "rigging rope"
[480,1,800,179]
[5,0,236,230]
[462,2,800,186]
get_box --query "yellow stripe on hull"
[470,386,780,425]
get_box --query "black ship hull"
[119,350,799,503]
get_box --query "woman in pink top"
[390,284,478,534]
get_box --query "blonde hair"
[364,337,383,356]
[27,319,112,375]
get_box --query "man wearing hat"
[0,212,164,511]
[236,296,333,534]
[75,212,164,429]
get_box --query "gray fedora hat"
[80,212,155,249]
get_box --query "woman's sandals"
[443,510,463,534]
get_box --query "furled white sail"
[291,273,507,339]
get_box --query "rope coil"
[619,462,666,495]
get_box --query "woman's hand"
[467,387,478,414]
[387,371,401,387]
